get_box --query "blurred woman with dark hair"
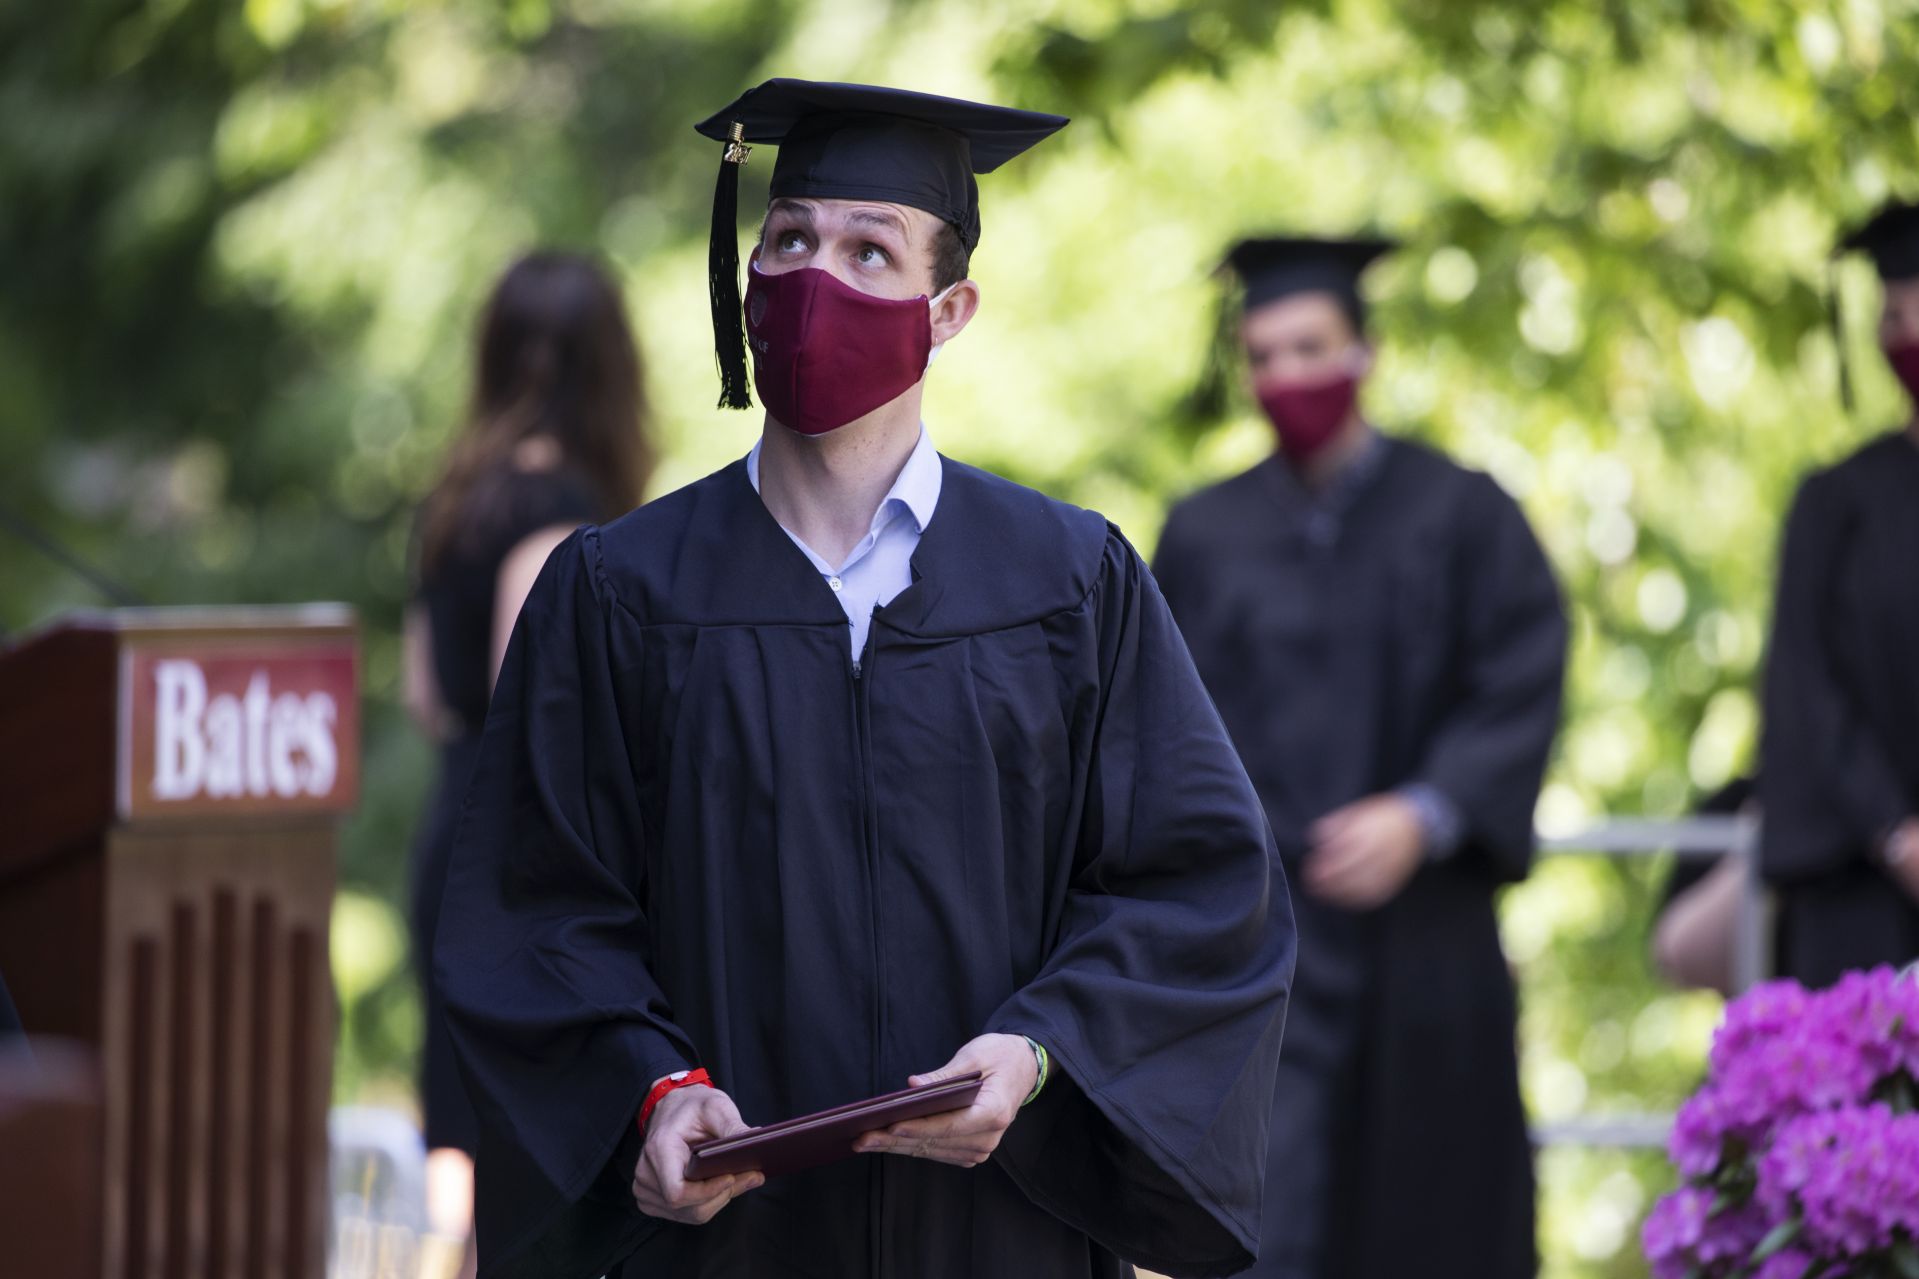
[402,252,651,1265]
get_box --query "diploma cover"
[685,1073,985,1180]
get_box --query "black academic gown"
[435,457,1296,1279]
[1154,439,1565,1279]
[0,965,22,1042]
[1758,432,1919,986]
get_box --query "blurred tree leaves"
[6,2,1919,1273]
[0,0,809,1100]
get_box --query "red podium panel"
[0,607,357,1279]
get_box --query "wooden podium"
[0,607,359,1279]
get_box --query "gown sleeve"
[1406,475,1567,881]
[986,531,1296,1279]
[1758,471,1910,883]
[434,526,697,1279]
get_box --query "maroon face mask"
[1885,340,1919,402]
[744,264,939,436]
[1255,371,1360,463]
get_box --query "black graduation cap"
[1829,199,1919,411]
[694,79,1069,409]
[1223,235,1398,321]
[1839,199,1919,281]
[1185,235,1397,423]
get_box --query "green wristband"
[1020,1036,1049,1107]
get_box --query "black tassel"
[709,123,753,411]
[1827,260,1853,416]
[1180,288,1239,427]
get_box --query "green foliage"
[8,2,1919,1274]
[1752,1219,1804,1263]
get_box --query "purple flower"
[1643,1186,1713,1278]
[1650,968,1919,1276]
[1710,979,1812,1075]
[1750,1248,1815,1279]
[1670,1086,1736,1176]
[1819,966,1919,1082]
[1693,1200,1769,1265]
[1754,1110,1821,1220]
[1756,1104,1919,1257]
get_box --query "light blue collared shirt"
[747,427,943,666]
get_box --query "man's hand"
[850,1033,1037,1168]
[1302,794,1427,911]
[631,1086,763,1224]
[1887,817,1919,904]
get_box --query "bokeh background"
[7,1,1919,1273]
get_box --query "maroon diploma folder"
[684,1073,984,1181]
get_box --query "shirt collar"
[746,424,944,537]
[885,425,943,534]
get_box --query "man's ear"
[930,280,981,347]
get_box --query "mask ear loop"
[925,281,960,368]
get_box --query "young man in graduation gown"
[435,80,1296,1279]
[1757,200,1919,986]
[1153,238,1567,1279]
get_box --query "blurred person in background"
[1649,777,1759,996]
[1757,200,1919,987]
[402,251,652,1271]
[1154,236,1567,1279]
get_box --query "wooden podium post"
[0,607,359,1279]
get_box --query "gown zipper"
[848,628,886,1275]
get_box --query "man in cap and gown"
[434,80,1296,1279]
[1757,199,1919,985]
[1153,237,1566,1279]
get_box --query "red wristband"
[638,1067,713,1133]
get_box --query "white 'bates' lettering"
[151,660,339,801]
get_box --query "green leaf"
[1750,1217,1802,1262]
[1891,1240,1919,1279]
[1891,1073,1918,1116]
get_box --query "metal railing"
[1528,814,1764,1150]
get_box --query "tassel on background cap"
[1181,290,1239,427]
[709,122,753,410]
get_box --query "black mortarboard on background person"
[1225,235,1398,328]
[1188,234,1398,421]
[693,79,1069,409]
[1831,199,1919,412]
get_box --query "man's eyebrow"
[765,198,817,226]
[845,206,911,239]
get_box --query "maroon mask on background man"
[1256,371,1361,464]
